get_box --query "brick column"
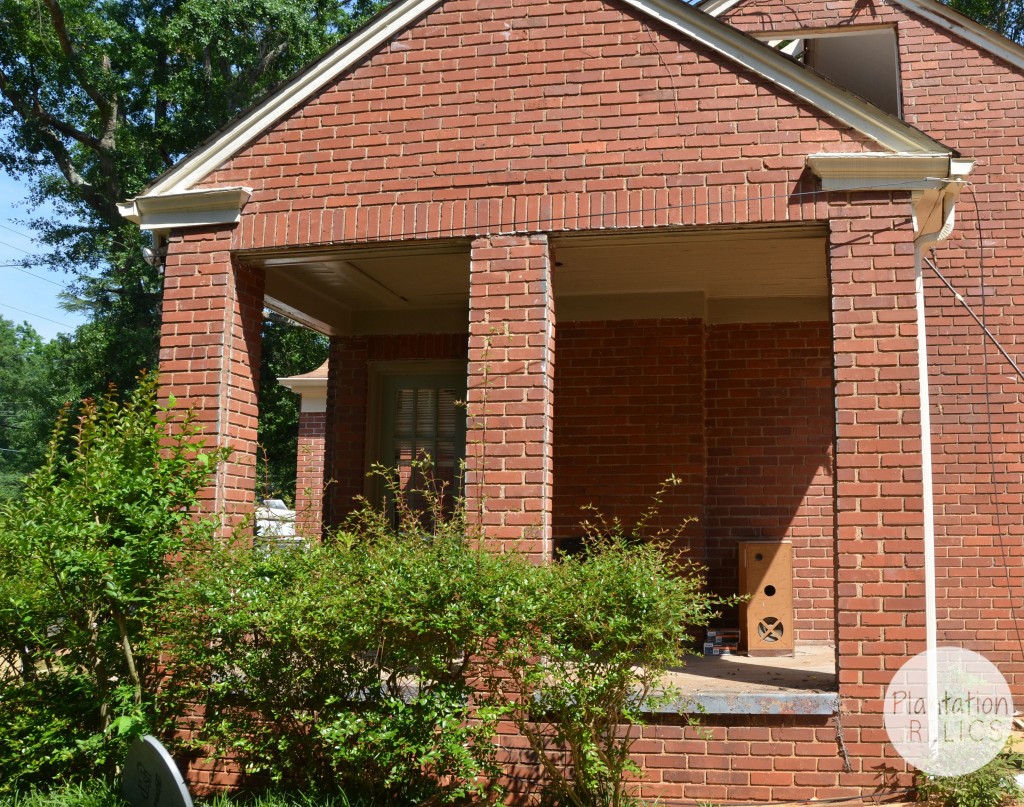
[295,414,327,538]
[159,227,265,535]
[466,234,555,563]
[829,196,926,786]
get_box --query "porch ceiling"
[244,224,829,335]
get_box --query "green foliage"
[0,317,48,498]
[0,782,378,807]
[0,0,388,475]
[0,781,128,807]
[917,747,1024,807]
[258,312,329,503]
[162,469,510,803]
[943,0,1024,43]
[163,469,726,807]
[0,375,222,792]
[482,480,729,807]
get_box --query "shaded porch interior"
[247,223,839,680]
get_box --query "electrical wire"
[0,221,32,239]
[923,255,1024,384]
[0,236,32,255]
[964,185,1024,667]
[0,264,66,288]
[0,301,72,328]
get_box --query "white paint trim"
[143,0,444,197]
[278,376,328,414]
[909,160,968,751]
[700,0,745,17]
[703,0,1024,76]
[806,152,963,190]
[118,187,252,232]
[126,0,945,210]
[620,0,944,153]
[891,0,1024,73]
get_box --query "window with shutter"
[378,372,466,517]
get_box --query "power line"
[924,255,1024,383]
[0,264,67,288]
[0,237,31,255]
[0,303,72,327]
[0,221,32,240]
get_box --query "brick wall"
[294,410,327,536]
[160,229,265,531]
[552,318,835,642]
[553,319,706,554]
[154,0,952,797]
[828,195,925,786]
[466,234,556,562]
[198,0,867,250]
[722,0,1024,694]
[705,322,835,643]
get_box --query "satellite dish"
[122,735,194,807]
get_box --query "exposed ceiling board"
[253,226,828,329]
[553,230,828,300]
[343,251,470,303]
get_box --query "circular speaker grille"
[757,617,785,642]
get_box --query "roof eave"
[117,187,252,233]
[620,0,946,154]
[807,152,973,190]
[701,0,1024,75]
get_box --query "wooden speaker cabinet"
[739,541,795,656]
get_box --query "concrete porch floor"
[650,645,839,715]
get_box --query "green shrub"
[917,746,1024,807]
[482,482,728,807]
[164,469,727,807]
[161,468,513,803]
[0,376,222,792]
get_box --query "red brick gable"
[195,0,893,253]
[719,0,1024,692]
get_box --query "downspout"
[910,165,969,751]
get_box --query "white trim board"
[144,0,446,197]
[701,0,1024,75]
[122,0,947,215]
[619,0,941,153]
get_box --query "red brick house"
[119,0,1024,799]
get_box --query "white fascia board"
[136,0,943,206]
[702,0,1024,77]
[117,187,252,232]
[890,0,1024,73]
[278,374,328,413]
[807,152,970,190]
[700,0,744,17]
[620,0,944,154]
[144,0,444,197]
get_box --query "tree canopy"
[0,0,383,491]
[946,0,1024,42]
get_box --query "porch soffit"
[117,0,950,233]
[250,224,830,336]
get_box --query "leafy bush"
[0,376,222,792]
[0,782,368,807]
[161,469,512,803]
[917,746,1024,807]
[164,469,726,806]
[482,484,726,807]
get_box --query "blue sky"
[0,172,89,341]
